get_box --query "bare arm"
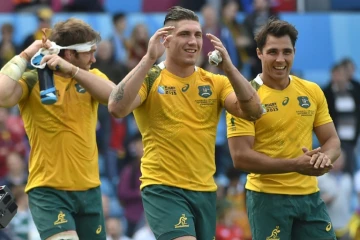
[108,26,175,118]
[108,56,155,118]
[41,54,116,105]
[72,68,115,105]
[228,135,329,176]
[0,73,23,107]
[0,40,50,107]
[206,33,263,121]
[313,122,341,164]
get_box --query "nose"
[276,53,285,62]
[91,53,96,63]
[188,35,197,45]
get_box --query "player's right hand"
[24,40,52,58]
[145,26,175,62]
[294,147,333,176]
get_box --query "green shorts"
[246,190,336,240]
[28,186,106,240]
[141,185,216,240]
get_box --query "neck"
[260,73,290,90]
[163,60,195,78]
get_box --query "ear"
[63,49,74,60]
[256,47,262,60]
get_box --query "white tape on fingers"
[208,50,222,66]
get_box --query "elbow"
[231,151,248,171]
[108,102,129,118]
[243,108,263,121]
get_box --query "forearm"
[232,148,297,174]
[73,67,116,105]
[224,66,262,120]
[108,55,155,117]
[320,136,341,163]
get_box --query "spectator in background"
[200,4,221,70]
[221,0,251,71]
[118,133,144,238]
[225,168,252,240]
[106,217,131,240]
[132,222,155,240]
[323,63,360,175]
[13,0,50,12]
[179,0,206,11]
[0,152,27,189]
[126,23,149,71]
[7,185,40,240]
[0,108,27,179]
[341,57,359,83]
[21,7,52,50]
[93,40,128,84]
[57,0,104,12]
[111,13,128,65]
[244,0,278,79]
[0,23,18,68]
[318,150,353,239]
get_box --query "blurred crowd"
[1,0,360,239]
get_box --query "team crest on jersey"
[198,85,212,98]
[297,96,311,108]
[75,83,86,93]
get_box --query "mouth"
[274,66,286,70]
[185,49,197,54]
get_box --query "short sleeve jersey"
[18,68,108,192]
[134,63,234,191]
[227,75,332,195]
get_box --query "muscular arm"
[223,66,263,121]
[228,135,327,176]
[73,68,116,105]
[228,135,297,174]
[0,73,23,107]
[108,56,155,118]
[314,122,341,163]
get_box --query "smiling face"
[165,20,203,68]
[257,34,295,84]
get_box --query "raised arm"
[228,135,332,176]
[206,33,263,121]
[108,26,175,118]
[0,40,46,107]
[40,52,116,105]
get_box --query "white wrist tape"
[0,55,27,81]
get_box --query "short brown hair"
[49,18,101,47]
[164,6,199,25]
[255,18,298,52]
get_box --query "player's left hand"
[302,147,333,169]
[206,33,233,72]
[40,54,74,75]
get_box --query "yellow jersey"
[134,62,234,191]
[227,75,332,195]
[18,68,108,192]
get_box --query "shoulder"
[144,64,163,91]
[290,75,323,94]
[196,67,227,83]
[89,68,109,79]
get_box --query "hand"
[206,33,233,72]
[295,147,333,176]
[24,39,52,58]
[302,147,333,169]
[146,26,174,63]
[40,54,74,75]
